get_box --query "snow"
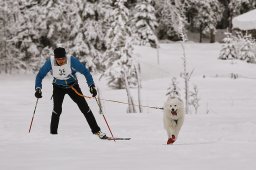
[1,43,256,170]
[232,9,256,30]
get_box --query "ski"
[107,137,131,140]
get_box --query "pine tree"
[219,32,237,60]
[228,0,256,30]
[103,0,137,89]
[0,0,8,73]
[188,85,200,114]
[12,0,69,71]
[239,35,256,63]
[166,77,181,98]
[183,0,198,30]
[193,0,223,43]
[4,0,106,72]
[67,0,106,72]
[133,0,158,48]
[0,0,29,73]
[155,0,187,40]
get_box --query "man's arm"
[71,56,94,87]
[35,58,52,89]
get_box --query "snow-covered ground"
[1,43,256,170]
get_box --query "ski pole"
[29,98,39,133]
[95,98,116,142]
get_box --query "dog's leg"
[167,127,174,138]
[167,128,176,144]
[166,120,176,138]
[173,117,184,139]
[166,121,177,144]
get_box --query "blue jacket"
[35,56,94,89]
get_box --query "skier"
[34,47,107,139]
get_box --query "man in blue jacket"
[35,47,107,139]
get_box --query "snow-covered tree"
[103,0,137,89]
[193,0,223,43]
[180,42,191,115]
[166,77,181,98]
[124,70,137,113]
[219,32,237,60]
[239,35,256,63]
[188,85,200,114]
[11,0,69,71]
[155,0,187,40]
[0,0,29,73]
[67,0,106,72]
[1,0,107,73]
[219,32,256,63]
[229,0,256,29]
[133,0,158,48]
[0,0,9,73]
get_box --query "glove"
[89,84,97,97]
[35,88,42,98]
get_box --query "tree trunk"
[135,63,142,113]
[199,24,203,43]
[117,78,122,89]
[210,29,215,43]
[157,46,160,64]
[3,0,8,74]
[123,70,136,113]
[229,14,233,32]
[5,63,8,74]
[180,43,189,114]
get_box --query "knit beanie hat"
[54,47,66,58]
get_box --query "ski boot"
[96,131,108,139]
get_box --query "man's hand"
[35,88,42,98]
[89,84,97,97]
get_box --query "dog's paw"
[167,135,176,144]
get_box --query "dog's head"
[164,97,184,118]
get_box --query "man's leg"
[67,84,100,134]
[51,86,65,134]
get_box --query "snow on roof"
[232,9,256,30]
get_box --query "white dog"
[163,96,185,144]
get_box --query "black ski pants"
[51,84,100,134]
